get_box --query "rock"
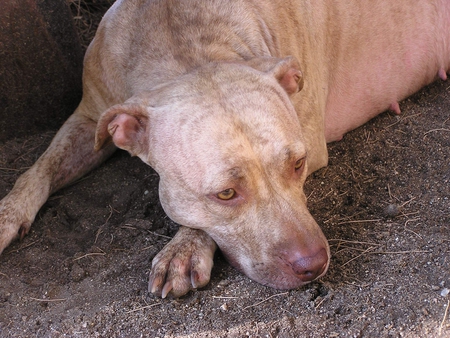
[384,204,400,218]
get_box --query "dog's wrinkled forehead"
[172,63,302,138]
[153,62,299,115]
[152,63,305,160]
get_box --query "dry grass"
[67,0,115,51]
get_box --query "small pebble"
[440,288,449,297]
[217,279,231,287]
[384,204,400,218]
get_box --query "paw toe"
[190,256,214,289]
[148,227,217,298]
[19,222,31,240]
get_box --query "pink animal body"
[322,1,450,142]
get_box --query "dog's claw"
[148,226,217,298]
[0,197,33,254]
[19,222,31,240]
[148,275,162,294]
[161,281,173,299]
[191,270,201,288]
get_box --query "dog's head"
[95,57,330,289]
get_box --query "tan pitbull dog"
[0,0,449,298]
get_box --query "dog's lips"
[222,248,330,290]
[254,260,329,290]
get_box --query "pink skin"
[389,102,402,115]
[388,69,448,116]
[373,70,448,118]
[323,1,450,142]
[439,68,448,81]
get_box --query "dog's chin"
[245,268,319,290]
[223,253,327,290]
[257,275,312,290]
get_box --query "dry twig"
[328,239,380,246]
[125,302,162,314]
[371,250,432,255]
[29,297,67,302]
[423,128,450,139]
[341,246,377,267]
[5,240,39,254]
[242,292,289,310]
[336,219,381,225]
[439,300,450,335]
[73,251,106,261]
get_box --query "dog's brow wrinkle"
[283,146,293,159]
[266,83,297,117]
[281,146,297,164]
[229,167,243,179]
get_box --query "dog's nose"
[291,248,328,282]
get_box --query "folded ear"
[95,103,149,157]
[245,56,304,95]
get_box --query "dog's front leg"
[149,226,217,298]
[0,112,116,254]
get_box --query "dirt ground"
[0,2,449,338]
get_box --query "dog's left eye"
[294,158,305,171]
[217,188,236,200]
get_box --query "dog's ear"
[95,104,149,156]
[246,56,304,95]
[271,57,304,95]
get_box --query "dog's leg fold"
[149,226,217,298]
[0,112,116,254]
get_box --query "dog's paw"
[148,227,217,298]
[0,197,32,254]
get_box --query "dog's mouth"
[221,245,330,290]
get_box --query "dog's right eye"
[294,158,305,171]
[217,188,236,200]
